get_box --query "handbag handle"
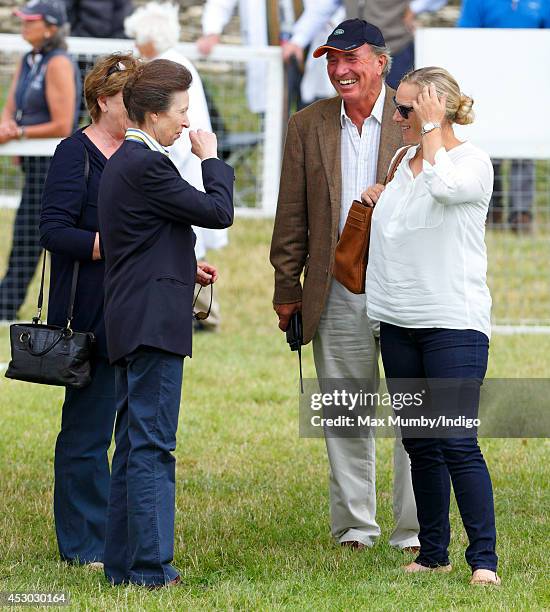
[34,148,90,327]
[384,145,413,186]
[21,327,71,357]
[34,254,80,329]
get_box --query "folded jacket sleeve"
[422,147,494,206]
[39,137,96,260]
[140,153,234,229]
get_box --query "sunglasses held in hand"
[193,283,213,320]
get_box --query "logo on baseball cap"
[13,0,67,26]
[313,19,386,58]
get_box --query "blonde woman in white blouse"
[364,67,500,586]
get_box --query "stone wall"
[1,1,459,39]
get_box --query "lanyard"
[15,52,46,123]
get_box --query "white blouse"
[366,142,494,339]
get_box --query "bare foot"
[85,562,104,570]
[470,569,501,585]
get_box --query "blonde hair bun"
[401,67,475,126]
[455,94,475,125]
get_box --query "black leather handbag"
[5,253,95,388]
[5,147,95,389]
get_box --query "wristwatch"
[421,122,441,136]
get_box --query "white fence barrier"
[0,33,284,217]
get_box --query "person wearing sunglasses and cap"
[364,67,499,586]
[270,19,419,553]
[0,0,81,321]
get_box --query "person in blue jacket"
[40,52,140,566]
[97,59,234,588]
[0,0,80,320]
[458,0,550,232]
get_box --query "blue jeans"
[54,357,116,563]
[380,324,498,572]
[104,347,183,586]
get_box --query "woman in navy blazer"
[40,53,140,567]
[97,59,234,588]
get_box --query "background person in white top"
[364,67,499,586]
[197,0,342,113]
[125,2,227,329]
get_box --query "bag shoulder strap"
[83,145,90,185]
[34,250,48,323]
[66,260,80,328]
[384,145,413,186]
[34,147,90,325]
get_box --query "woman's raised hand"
[190,129,218,161]
[413,82,447,126]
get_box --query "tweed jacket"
[270,87,402,345]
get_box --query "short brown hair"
[84,53,141,122]
[122,59,192,124]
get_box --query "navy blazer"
[98,140,234,364]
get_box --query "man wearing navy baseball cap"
[13,0,67,26]
[312,18,386,57]
[271,19,420,554]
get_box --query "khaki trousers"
[312,279,419,547]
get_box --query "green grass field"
[0,218,549,611]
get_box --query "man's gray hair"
[370,44,393,78]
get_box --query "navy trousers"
[492,158,535,217]
[54,357,116,563]
[0,157,50,319]
[104,347,184,586]
[380,323,498,572]
[386,41,414,90]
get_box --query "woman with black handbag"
[39,52,139,567]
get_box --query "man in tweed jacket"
[270,19,419,550]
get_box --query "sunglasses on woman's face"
[392,96,414,119]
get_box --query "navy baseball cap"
[313,19,386,58]
[13,0,67,26]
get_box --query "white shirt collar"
[125,127,169,156]
[340,83,386,129]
